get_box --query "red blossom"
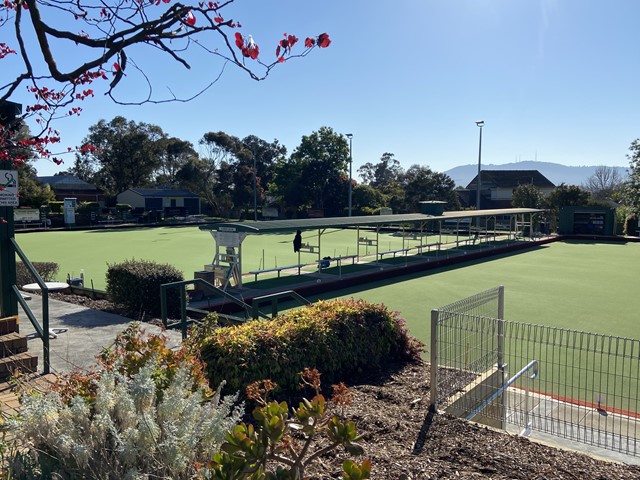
[113,62,120,71]
[185,11,196,26]
[304,37,315,48]
[234,32,244,49]
[317,33,331,48]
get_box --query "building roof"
[466,170,555,189]
[122,188,200,198]
[200,208,543,234]
[38,175,101,191]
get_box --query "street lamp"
[346,133,353,217]
[252,153,257,221]
[475,121,484,211]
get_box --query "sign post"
[0,100,21,317]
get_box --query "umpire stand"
[202,229,246,290]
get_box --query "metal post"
[0,100,21,318]
[346,133,353,217]
[430,309,439,410]
[475,121,484,212]
[253,153,257,221]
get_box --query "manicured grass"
[14,226,423,290]
[305,240,640,344]
[16,228,640,344]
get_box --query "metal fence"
[430,286,640,458]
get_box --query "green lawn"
[15,228,640,343]
[14,226,445,289]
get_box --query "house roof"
[466,170,555,189]
[38,175,101,191]
[122,188,200,198]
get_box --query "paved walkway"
[1,294,182,420]
[18,294,182,375]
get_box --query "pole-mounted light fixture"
[475,121,484,211]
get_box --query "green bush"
[115,203,132,212]
[47,201,64,214]
[191,299,424,397]
[624,214,638,236]
[106,259,183,319]
[76,201,100,214]
[15,261,59,288]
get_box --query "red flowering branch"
[0,0,330,167]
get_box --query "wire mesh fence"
[430,286,640,458]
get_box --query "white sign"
[0,170,19,207]
[14,208,39,222]
[214,231,241,247]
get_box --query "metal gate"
[430,286,640,458]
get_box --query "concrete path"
[18,294,182,375]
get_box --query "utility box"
[559,206,616,236]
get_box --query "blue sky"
[7,0,640,178]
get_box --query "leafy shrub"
[624,214,638,236]
[75,201,100,214]
[191,299,424,397]
[106,259,183,319]
[211,370,371,480]
[115,203,132,212]
[15,261,59,288]
[10,324,242,479]
[47,201,63,213]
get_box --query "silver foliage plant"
[11,358,242,479]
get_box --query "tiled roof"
[125,188,199,198]
[38,175,100,191]
[466,170,555,189]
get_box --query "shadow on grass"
[304,243,552,301]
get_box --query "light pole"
[346,133,353,217]
[475,121,484,211]
[252,153,257,221]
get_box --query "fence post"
[430,309,439,411]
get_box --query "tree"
[358,153,404,189]
[1,1,330,166]
[583,166,626,202]
[512,183,544,209]
[273,127,349,215]
[399,165,459,213]
[73,116,166,197]
[544,183,590,232]
[156,138,198,186]
[621,139,640,213]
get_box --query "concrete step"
[0,351,38,380]
[0,315,19,335]
[0,332,28,358]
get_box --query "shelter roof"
[38,175,100,191]
[200,208,543,234]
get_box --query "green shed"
[558,206,616,236]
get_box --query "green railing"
[250,290,311,320]
[160,278,270,339]
[10,238,50,374]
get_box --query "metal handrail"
[10,238,50,374]
[160,278,270,339]
[251,290,311,319]
[465,359,538,428]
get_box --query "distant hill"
[445,161,629,188]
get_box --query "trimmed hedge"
[192,299,424,396]
[15,261,59,288]
[106,259,183,319]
